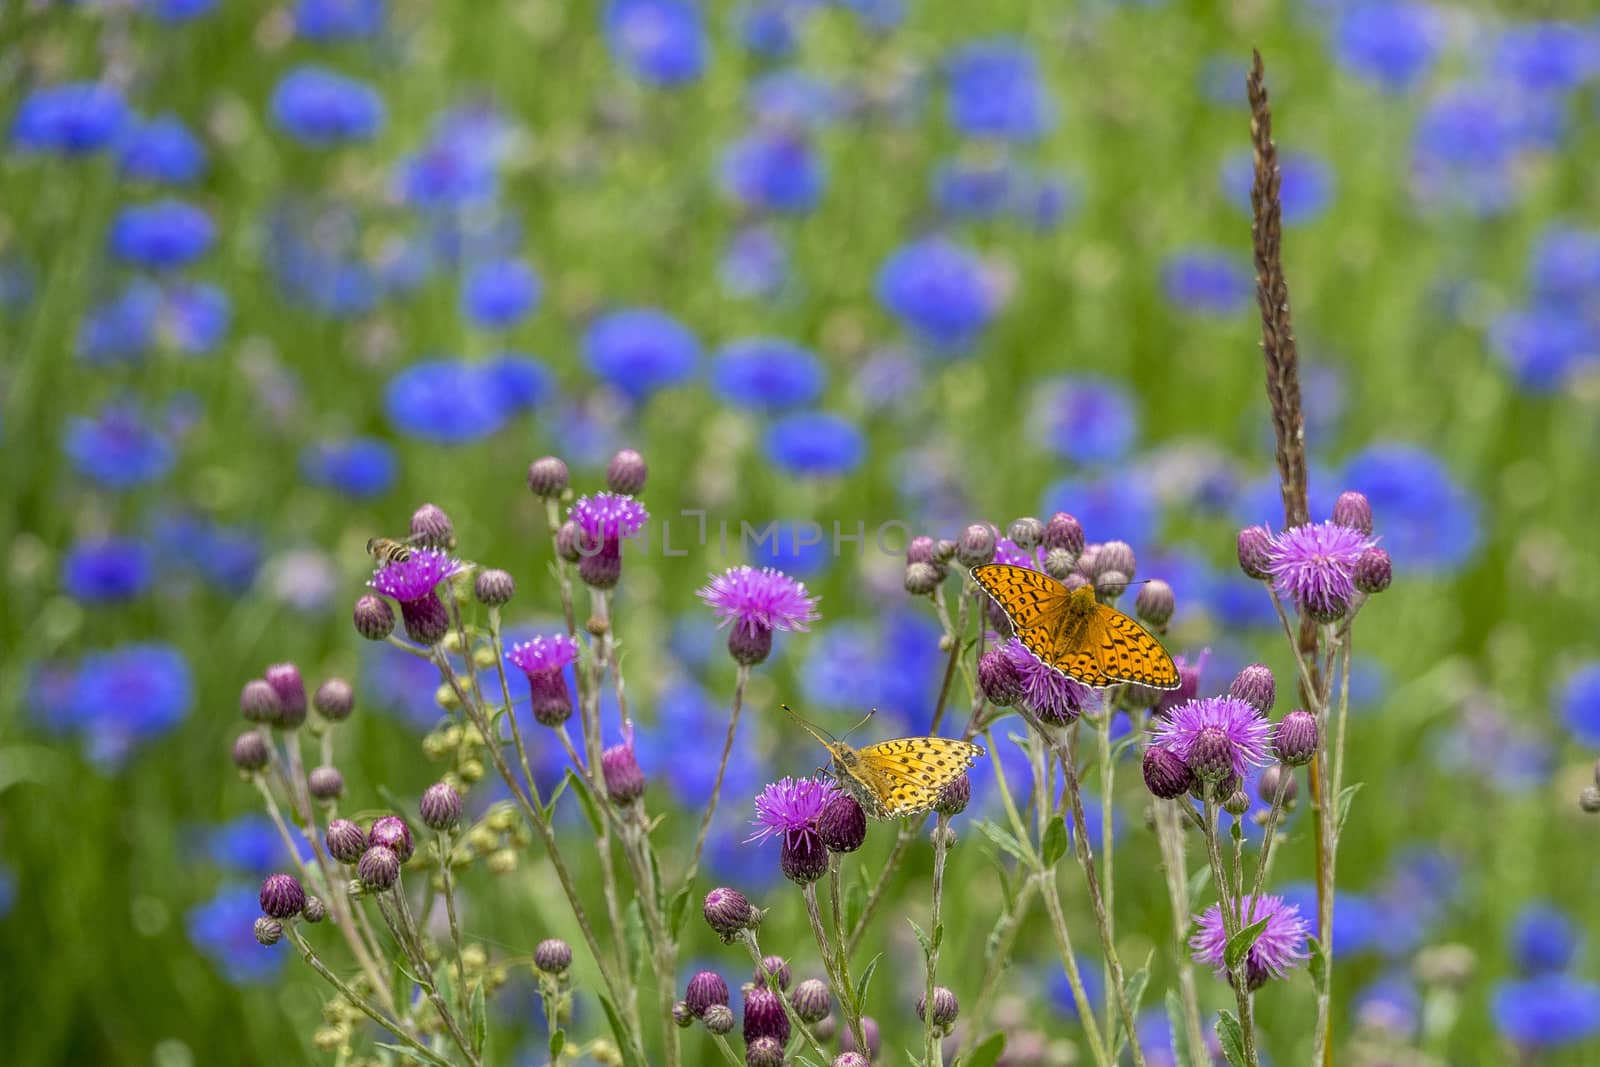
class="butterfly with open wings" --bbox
[782,705,984,819]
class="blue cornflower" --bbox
[1013,170,1077,230]
[747,521,830,578]
[1047,954,1106,1023]
[1333,4,1441,93]
[162,281,231,355]
[876,236,997,351]
[1560,662,1600,747]
[604,0,708,87]
[294,0,385,40]
[945,39,1053,141]
[77,282,161,364]
[719,226,788,299]
[385,360,508,443]
[62,537,153,602]
[484,351,554,412]
[1031,375,1138,465]
[1197,55,1249,107]
[462,257,541,328]
[1531,226,1600,298]
[9,82,130,155]
[70,643,193,766]
[634,681,766,805]
[720,130,825,214]
[1340,444,1479,571]
[1492,21,1596,94]
[300,437,397,498]
[800,613,943,722]
[930,159,1015,220]
[0,254,34,312]
[1354,974,1421,1035]
[583,308,700,401]
[747,69,846,129]
[1219,150,1333,224]
[202,815,288,875]
[397,137,499,207]
[711,338,825,412]
[1411,85,1522,215]
[109,199,216,270]
[188,885,285,983]
[190,523,263,593]
[145,0,217,21]
[1489,306,1598,392]
[63,402,174,489]
[1039,472,1158,549]
[119,115,207,184]
[270,66,384,147]
[1160,248,1252,316]
[1492,976,1600,1047]
[1510,902,1580,975]
[763,412,865,477]
[736,5,801,59]
[838,0,903,32]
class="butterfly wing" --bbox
[853,737,986,818]
[971,563,1073,629]
[1069,603,1180,689]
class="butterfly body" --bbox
[783,706,984,819]
[972,563,1180,690]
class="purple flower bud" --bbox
[357,845,401,890]
[326,819,367,863]
[673,1001,694,1028]
[933,539,957,563]
[978,647,1023,707]
[1228,663,1276,714]
[555,521,583,563]
[231,730,269,771]
[704,1003,735,1035]
[834,1056,870,1067]
[400,593,452,645]
[578,540,622,589]
[527,455,569,498]
[746,1036,785,1067]
[906,535,942,568]
[1273,710,1319,766]
[1043,547,1077,580]
[409,503,455,550]
[917,986,959,1029]
[956,523,996,568]
[818,794,867,853]
[704,887,757,941]
[934,772,971,817]
[1579,787,1600,814]
[1135,579,1175,629]
[606,448,647,495]
[1332,490,1373,535]
[1043,512,1085,556]
[420,782,463,831]
[1095,540,1137,581]
[353,594,396,640]
[313,677,354,721]
[793,978,831,1023]
[1237,525,1273,580]
[474,568,515,606]
[307,765,343,801]
[254,917,283,946]
[259,873,306,919]
[728,622,774,666]
[1355,547,1391,594]
[1258,764,1298,808]
[1222,788,1251,816]
[602,735,645,804]
[742,987,790,1045]
[240,679,281,724]
[1187,726,1234,782]
[686,970,730,1016]
[534,937,572,975]
[1142,746,1193,799]
[264,663,307,728]
[904,561,942,597]
[753,956,791,992]
[301,896,326,923]
[1007,517,1044,551]
[369,815,414,862]
[780,830,828,884]
[841,1016,880,1060]
[1096,569,1130,599]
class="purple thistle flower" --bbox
[992,537,1039,569]
[1150,696,1272,782]
[1264,521,1377,622]
[508,635,580,727]
[368,549,465,645]
[1191,894,1309,989]
[697,566,820,666]
[1002,637,1097,724]
[749,776,836,849]
[568,492,650,589]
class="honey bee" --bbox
[366,536,422,566]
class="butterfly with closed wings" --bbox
[782,704,984,819]
[971,563,1180,690]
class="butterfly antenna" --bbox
[781,703,837,745]
[840,707,877,740]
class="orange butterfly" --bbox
[972,563,1180,690]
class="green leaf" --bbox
[596,992,647,1067]
[845,879,867,933]
[1185,863,1213,902]
[1111,951,1154,1060]
[1307,935,1329,995]
[1164,991,1194,1067]
[624,898,648,974]
[961,1032,1007,1067]
[1225,915,1273,973]
[983,907,1015,964]
[564,769,604,836]
[909,918,932,957]
[648,847,666,914]
[1215,1009,1248,1067]
[470,981,486,1054]
[1335,782,1363,837]
[547,1029,565,1060]
[973,819,1033,865]
[667,885,693,938]
[542,773,570,820]
[1040,814,1068,867]
[854,952,883,1011]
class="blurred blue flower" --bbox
[77,282,161,364]
[68,644,192,767]
[1354,973,1420,1035]
[1040,472,1158,548]
[800,611,942,727]
[63,402,174,489]
[1069,796,1125,853]
[583,308,700,401]
[1340,443,1479,571]
[747,521,831,578]
[1220,150,1333,224]
[1560,662,1600,747]
[163,281,231,354]
[385,360,510,443]
[735,4,800,59]
[1197,55,1248,107]
[837,0,903,32]
[1491,976,1600,1047]
[1160,248,1252,316]
[9,82,130,155]
[1437,696,1552,793]
[485,352,554,412]
[397,138,499,207]
[634,680,766,806]
[747,69,847,129]
[931,159,1014,220]
[764,412,865,476]
[188,885,285,983]
[148,510,263,593]
[720,225,789,299]
[294,0,385,40]
[1492,21,1597,94]
[604,0,707,87]
[1489,306,1598,392]
[109,199,216,270]
[0,864,13,919]
[145,0,217,21]
[62,537,153,602]
[1511,902,1580,975]
[877,236,997,351]
[1046,954,1105,1023]
[119,115,207,184]
[365,644,448,730]
[1530,226,1600,299]
[462,257,541,328]
[201,815,288,875]
[300,437,397,498]
[1231,464,1337,533]
[0,253,34,312]
[1014,170,1077,230]
[720,130,825,214]
[712,338,825,412]
[270,66,385,147]
[1031,375,1138,465]
[945,40,1053,141]
[1410,84,1527,215]
[1333,4,1440,93]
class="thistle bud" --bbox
[672,1001,694,1029]
[956,523,996,568]
[1095,569,1129,599]
[369,816,414,862]
[793,978,831,1023]
[606,448,647,495]
[313,678,354,721]
[834,1056,870,1067]
[780,832,828,885]
[978,648,1023,707]
[259,873,306,919]
[264,663,307,729]
[1237,525,1273,580]
[409,503,455,550]
[474,569,515,606]
[302,896,327,923]
[1355,547,1391,594]
[703,1004,734,1035]
[358,845,401,891]
[818,795,867,854]
[753,956,791,992]
[904,561,941,597]
[933,539,957,563]
[1043,547,1077,580]
[240,679,281,724]
[1043,512,1085,557]
[1007,517,1044,551]
[1228,664,1276,714]
[686,971,730,1016]
[254,917,283,946]
[535,937,573,975]
[326,819,367,864]
[934,772,971,817]
[420,782,463,831]
[917,986,960,1030]
[307,765,343,801]
[1142,746,1192,799]
[841,1016,880,1060]
[1135,580,1174,629]
[1187,726,1233,782]
[1222,789,1251,816]
[555,521,583,563]
[353,594,396,640]
[745,1036,784,1067]
[1332,491,1373,535]
[728,622,773,667]
[1095,540,1136,581]
[742,987,790,1045]
[703,887,757,942]
[601,739,645,805]
[527,455,569,498]
[1580,787,1600,813]
[1273,710,1319,766]
[232,730,270,772]
[1257,764,1298,808]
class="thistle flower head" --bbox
[749,775,836,849]
[1265,521,1378,621]
[1190,894,1310,988]
[1150,696,1272,782]
[368,549,464,603]
[698,566,819,635]
[507,634,580,676]
[1003,637,1097,723]
[568,491,649,541]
